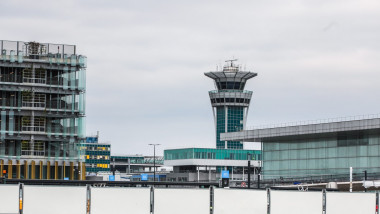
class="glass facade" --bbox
[79,143,110,172]
[262,130,380,179]
[111,155,164,165]
[164,148,261,161]
[216,106,244,149]
[0,40,86,180]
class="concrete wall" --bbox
[2,184,377,214]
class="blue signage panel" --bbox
[64,177,69,180]
[222,170,230,179]
[141,174,148,181]
[86,137,98,143]
[109,175,115,181]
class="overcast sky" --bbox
[1,0,380,156]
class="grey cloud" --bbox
[1,0,380,155]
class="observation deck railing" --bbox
[209,89,252,94]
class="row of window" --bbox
[215,81,246,90]
[85,155,110,160]
[165,149,261,161]
[211,98,250,104]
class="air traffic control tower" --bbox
[205,60,257,149]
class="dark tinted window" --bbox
[216,98,225,103]
[337,131,369,147]
[236,98,244,103]
[218,81,242,89]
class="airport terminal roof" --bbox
[221,115,380,142]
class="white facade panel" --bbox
[23,186,86,214]
[271,190,322,214]
[91,187,150,214]
[326,192,375,214]
[154,189,209,214]
[0,185,19,214]
[214,189,267,214]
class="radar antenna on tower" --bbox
[225,59,238,66]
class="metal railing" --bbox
[209,89,252,94]
[0,40,76,58]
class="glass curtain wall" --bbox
[164,148,261,161]
[262,130,380,179]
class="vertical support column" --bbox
[63,162,66,179]
[197,166,200,182]
[70,162,74,180]
[209,167,211,182]
[31,161,35,179]
[82,162,86,180]
[0,159,3,177]
[78,162,81,180]
[128,158,131,174]
[8,160,13,179]
[54,161,58,180]
[47,161,51,179]
[16,160,20,179]
[231,166,234,181]
[39,161,43,179]
[24,161,28,179]
[242,167,245,181]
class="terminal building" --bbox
[164,60,261,183]
[0,40,87,180]
[111,154,164,174]
[222,114,380,181]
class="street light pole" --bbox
[148,144,160,182]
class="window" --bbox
[337,131,369,147]
[218,82,242,90]
[22,68,46,84]
[22,92,46,108]
[21,116,46,132]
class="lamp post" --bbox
[148,144,160,182]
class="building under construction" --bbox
[0,40,86,180]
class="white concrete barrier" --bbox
[0,185,19,214]
[91,187,150,214]
[326,192,376,214]
[271,190,322,214]
[214,189,267,214]
[154,188,209,214]
[2,184,379,214]
[23,186,86,214]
